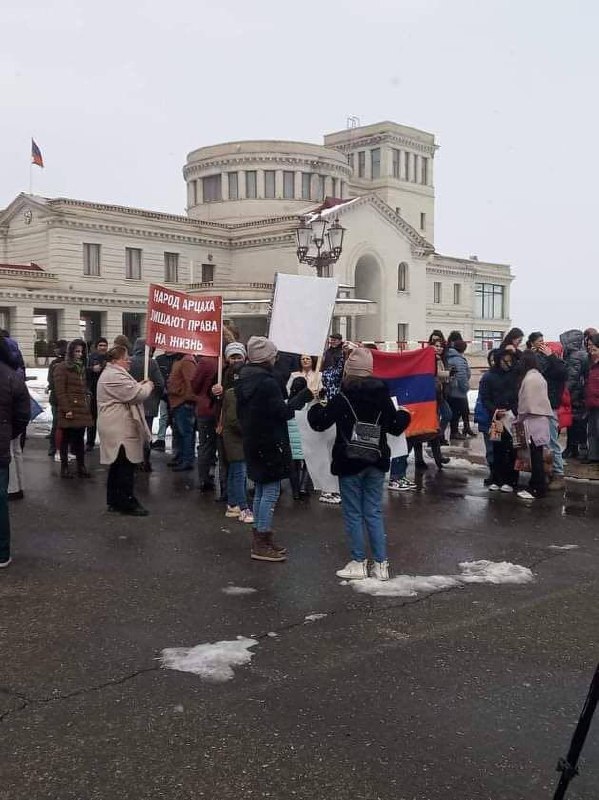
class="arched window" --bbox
[398,262,408,292]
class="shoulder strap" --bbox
[339,392,382,426]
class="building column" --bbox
[295,170,302,200]
[186,181,194,209]
[257,169,265,199]
[383,146,394,178]
[221,173,229,201]
[275,170,283,199]
[59,305,81,344]
[238,170,246,200]
[11,302,35,367]
[104,309,123,345]
[195,178,203,205]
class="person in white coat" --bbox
[97,345,154,516]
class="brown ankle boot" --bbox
[265,531,287,555]
[251,531,286,562]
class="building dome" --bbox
[183,140,351,222]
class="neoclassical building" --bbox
[0,120,512,363]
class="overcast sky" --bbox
[2,0,598,338]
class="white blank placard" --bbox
[268,273,339,356]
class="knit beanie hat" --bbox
[247,336,278,364]
[224,342,247,360]
[344,347,373,378]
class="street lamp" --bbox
[295,216,345,278]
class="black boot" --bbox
[60,463,73,479]
[413,443,428,470]
[562,445,578,459]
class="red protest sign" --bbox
[146,284,222,357]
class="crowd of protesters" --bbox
[1,322,599,577]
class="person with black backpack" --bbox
[308,347,411,581]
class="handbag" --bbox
[340,393,382,464]
[511,420,527,449]
[489,412,504,442]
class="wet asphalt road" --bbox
[1,440,599,800]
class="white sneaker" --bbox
[0,558,11,568]
[371,560,390,581]
[500,484,514,493]
[225,505,241,518]
[488,484,500,491]
[517,490,535,500]
[320,492,341,505]
[54,453,76,462]
[336,560,368,580]
[238,509,254,524]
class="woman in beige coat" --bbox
[97,345,154,516]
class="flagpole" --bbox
[29,157,32,195]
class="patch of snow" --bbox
[267,632,278,638]
[304,613,328,623]
[458,560,534,584]
[351,575,460,598]
[347,560,534,598]
[443,458,487,472]
[222,586,257,596]
[548,544,579,551]
[160,636,258,682]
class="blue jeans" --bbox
[483,432,494,466]
[390,455,408,481]
[439,400,452,430]
[172,403,196,467]
[253,481,281,532]
[227,461,248,510]
[0,466,10,562]
[339,467,387,562]
[549,413,564,476]
[156,399,169,441]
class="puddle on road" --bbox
[561,492,599,518]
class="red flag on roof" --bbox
[31,139,44,168]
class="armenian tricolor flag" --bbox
[31,139,44,168]
[372,347,438,437]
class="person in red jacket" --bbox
[191,355,219,491]
[584,334,599,463]
[167,354,198,471]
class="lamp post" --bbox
[295,216,345,278]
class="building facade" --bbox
[0,121,512,363]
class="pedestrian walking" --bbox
[308,347,411,581]
[516,350,553,500]
[235,336,312,562]
[0,336,31,567]
[191,355,219,490]
[152,352,178,452]
[129,339,164,472]
[218,343,253,523]
[85,337,108,450]
[447,339,473,438]
[584,334,599,464]
[97,345,154,516]
[526,332,568,490]
[167,354,198,472]
[46,340,67,458]
[53,339,93,479]
[560,329,589,459]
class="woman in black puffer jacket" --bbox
[559,329,589,458]
[308,347,410,582]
